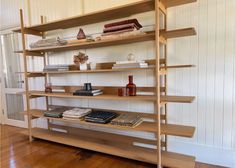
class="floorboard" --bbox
[0,125,226,168]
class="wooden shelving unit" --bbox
[15,0,197,167]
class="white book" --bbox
[112,65,148,69]
[113,63,148,67]
[116,60,145,64]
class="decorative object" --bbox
[45,83,52,93]
[126,75,136,96]
[73,83,103,96]
[77,28,86,40]
[83,83,92,91]
[118,87,129,96]
[90,62,96,70]
[127,53,135,61]
[73,52,89,70]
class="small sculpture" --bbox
[77,28,86,40]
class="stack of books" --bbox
[100,19,143,40]
[63,108,92,120]
[73,89,103,96]
[43,64,69,72]
[44,107,71,118]
[112,60,148,69]
[84,111,118,124]
[110,114,143,127]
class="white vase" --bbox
[80,63,88,70]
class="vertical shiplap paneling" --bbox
[206,0,216,146]
[1,0,235,165]
[197,0,208,145]
[223,0,234,149]
[188,0,199,144]
[231,0,235,150]
[214,0,226,147]
[0,0,26,29]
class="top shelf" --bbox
[13,0,197,34]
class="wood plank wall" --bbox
[0,0,235,167]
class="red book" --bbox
[104,19,142,29]
[103,23,139,33]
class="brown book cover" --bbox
[104,19,142,29]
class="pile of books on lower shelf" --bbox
[63,108,92,120]
[43,64,70,72]
[110,113,143,127]
[112,60,148,69]
[43,107,143,127]
[84,111,118,124]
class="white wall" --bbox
[0,0,235,167]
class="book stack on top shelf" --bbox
[100,19,144,40]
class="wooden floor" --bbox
[0,125,226,168]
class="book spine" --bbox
[104,19,142,29]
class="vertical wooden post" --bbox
[163,5,168,152]
[155,1,162,167]
[40,16,50,130]
[40,16,49,111]
[20,9,32,142]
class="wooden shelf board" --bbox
[21,108,166,120]
[161,65,196,69]
[27,32,155,52]
[29,91,156,101]
[27,109,195,137]
[161,0,197,8]
[30,67,155,75]
[28,91,195,103]
[13,0,154,33]
[14,28,196,54]
[19,64,194,76]
[161,95,195,103]
[31,128,195,168]
[160,28,196,39]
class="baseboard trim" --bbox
[168,140,235,167]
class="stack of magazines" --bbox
[63,108,92,120]
[43,64,69,72]
[73,89,103,96]
[44,107,70,118]
[30,37,67,48]
[84,111,118,124]
[112,60,148,69]
[110,114,143,127]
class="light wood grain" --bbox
[24,109,195,137]
[13,0,155,34]
[27,91,195,103]
[14,28,196,53]
[160,28,196,39]
[30,128,195,168]
[161,0,197,8]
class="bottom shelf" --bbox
[31,128,195,168]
